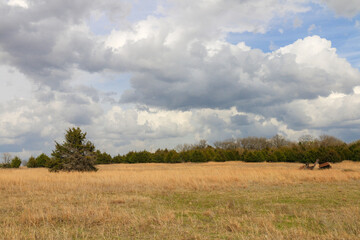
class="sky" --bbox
[1,0,360,159]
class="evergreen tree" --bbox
[49,127,97,172]
[10,156,22,168]
[36,153,51,167]
[95,150,113,164]
[27,156,37,168]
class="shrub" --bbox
[36,153,51,167]
[95,150,113,164]
[319,148,342,163]
[165,150,181,163]
[10,156,22,168]
[274,150,286,162]
[27,156,37,168]
[112,154,125,163]
[189,150,206,162]
[243,151,265,162]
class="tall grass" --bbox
[1,161,360,239]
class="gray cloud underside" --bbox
[0,0,129,88]
[119,36,359,113]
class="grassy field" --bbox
[1,161,360,239]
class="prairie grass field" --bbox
[1,161,360,239]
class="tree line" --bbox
[0,153,21,169]
[14,132,360,171]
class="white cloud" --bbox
[7,0,28,8]
[117,35,359,113]
[276,91,360,131]
[319,0,360,18]
[0,65,32,102]
[277,36,358,79]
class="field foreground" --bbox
[1,161,360,239]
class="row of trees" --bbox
[2,128,359,172]
[0,153,22,168]
[98,144,352,164]
[27,132,360,170]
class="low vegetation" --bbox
[0,153,21,169]
[20,133,360,170]
[1,161,360,239]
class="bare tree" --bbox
[270,134,291,148]
[2,153,11,164]
[298,134,319,148]
[197,140,208,149]
[319,135,344,147]
[214,138,239,150]
[240,137,270,150]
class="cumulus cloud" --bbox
[0,80,103,155]
[1,0,360,158]
[118,35,359,114]
[86,106,313,154]
[0,0,129,89]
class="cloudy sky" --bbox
[1,0,360,158]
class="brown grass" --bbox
[1,161,360,239]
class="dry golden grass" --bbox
[1,161,360,239]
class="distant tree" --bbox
[195,140,208,149]
[270,134,291,148]
[214,138,241,150]
[175,143,193,152]
[240,137,270,150]
[189,150,206,162]
[2,153,11,164]
[27,156,37,168]
[49,127,97,172]
[212,151,226,162]
[319,135,344,147]
[95,150,113,164]
[153,149,167,163]
[303,148,319,163]
[178,150,191,162]
[282,146,301,163]
[124,151,136,163]
[273,150,286,162]
[298,134,319,148]
[265,150,277,162]
[319,148,342,163]
[132,151,153,163]
[10,156,22,168]
[242,150,265,162]
[214,139,239,150]
[112,154,125,163]
[165,150,181,163]
[36,153,51,167]
[1,153,12,168]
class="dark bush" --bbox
[26,156,37,168]
[10,156,22,168]
[96,150,113,164]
